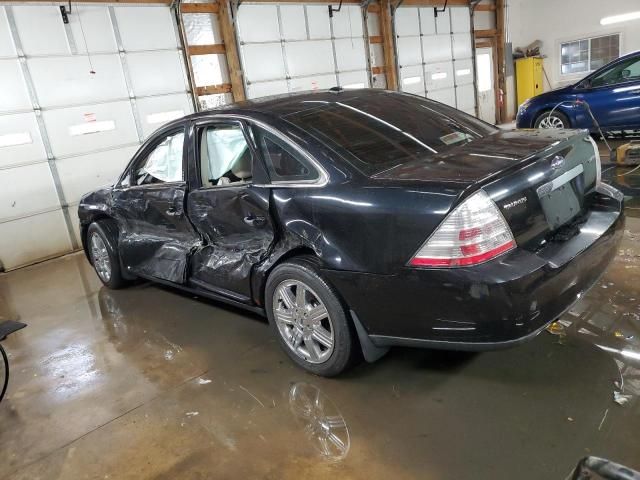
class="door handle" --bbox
[166,206,182,217]
[243,214,266,227]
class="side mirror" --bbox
[622,69,631,79]
[578,79,592,90]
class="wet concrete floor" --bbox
[1,166,639,479]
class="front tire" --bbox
[87,220,127,289]
[265,257,357,377]
[534,110,570,129]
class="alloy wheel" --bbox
[538,114,566,129]
[90,233,112,283]
[272,280,334,364]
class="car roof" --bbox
[172,88,397,126]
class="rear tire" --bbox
[87,220,127,289]
[534,110,570,129]
[265,257,357,377]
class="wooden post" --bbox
[218,0,246,102]
[495,0,506,122]
[379,0,398,90]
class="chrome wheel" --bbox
[538,114,566,129]
[273,280,334,364]
[90,233,111,283]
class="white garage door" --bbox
[0,4,193,270]
[236,3,370,99]
[395,6,476,115]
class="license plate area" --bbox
[536,164,584,230]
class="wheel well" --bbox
[534,108,571,127]
[258,247,317,305]
[81,214,115,258]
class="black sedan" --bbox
[79,89,624,376]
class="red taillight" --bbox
[409,190,516,268]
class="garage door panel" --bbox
[136,93,192,139]
[422,35,452,64]
[56,146,139,204]
[419,8,436,35]
[290,74,336,93]
[306,6,331,39]
[451,7,470,34]
[68,6,117,53]
[397,36,421,67]
[400,64,424,95]
[0,209,72,270]
[191,53,229,87]
[0,112,46,168]
[332,5,363,38]
[243,43,285,83]
[435,8,451,34]
[456,83,475,111]
[339,70,368,89]
[425,62,454,91]
[29,55,127,108]
[280,5,306,41]
[334,37,366,72]
[0,8,16,57]
[237,5,279,43]
[12,6,69,56]
[286,40,334,77]
[453,32,472,59]
[42,101,138,157]
[455,58,474,86]
[0,163,60,220]
[428,88,456,108]
[0,60,31,112]
[114,6,178,51]
[127,51,187,97]
[246,80,288,99]
[395,8,420,36]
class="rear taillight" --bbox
[409,190,516,268]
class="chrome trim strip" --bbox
[536,163,584,197]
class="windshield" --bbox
[283,93,497,175]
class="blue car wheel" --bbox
[534,111,570,129]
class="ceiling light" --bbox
[600,11,640,25]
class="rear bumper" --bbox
[323,186,625,351]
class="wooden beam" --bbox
[196,84,232,96]
[371,66,386,75]
[369,35,383,44]
[181,3,220,14]
[475,3,496,11]
[188,44,226,55]
[475,40,492,48]
[474,28,497,38]
[379,0,397,90]
[496,0,507,122]
[367,3,381,13]
[218,0,245,102]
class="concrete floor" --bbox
[1,167,640,480]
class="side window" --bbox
[128,131,184,186]
[254,126,319,182]
[591,57,640,88]
[200,124,252,187]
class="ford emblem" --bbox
[550,155,565,169]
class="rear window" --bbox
[283,93,497,175]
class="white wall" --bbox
[508,0,640,88]
[506,0,640,115]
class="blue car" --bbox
[516,51,640,131]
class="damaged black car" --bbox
[79,89,624,376]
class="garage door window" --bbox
[130,131,184,185]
